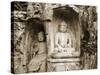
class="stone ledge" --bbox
[50,51,80,59]
[47,58,80,63]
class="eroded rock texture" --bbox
[11,2,97,73]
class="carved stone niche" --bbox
[46,5,81,71]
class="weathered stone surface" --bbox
[11,2,97,73]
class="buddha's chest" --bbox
[58,33,69,45]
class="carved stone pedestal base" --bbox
[47,58,80,72]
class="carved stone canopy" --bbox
[53,6,79,22]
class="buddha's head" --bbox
[59,21,68,32]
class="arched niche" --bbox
[47,6,80,57]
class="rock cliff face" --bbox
[11,2,97,73]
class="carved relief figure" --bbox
[28,31,47,72]
[54,21,73,53]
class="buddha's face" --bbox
[59,21,67,32]
[38,32,44,42]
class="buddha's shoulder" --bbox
[56,32,70,35]
[55,32,62,36]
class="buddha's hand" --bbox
[54,48,61,53]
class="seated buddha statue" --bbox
[52,21,75,58]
